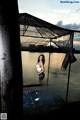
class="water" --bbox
[22,52,80,102]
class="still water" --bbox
[22,52,80,102]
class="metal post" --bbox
[47,39,51,85]
[66,32,74,103]
[66,63,71,103]
[0,0,23,119]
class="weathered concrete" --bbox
[0,0,23,119]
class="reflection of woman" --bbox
[36,54,45,80]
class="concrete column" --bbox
[0,0,23,119]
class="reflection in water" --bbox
[22,52,80,102]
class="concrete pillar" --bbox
[0,0,23,119]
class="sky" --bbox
[18,0,80,49]
[18,0,80,28]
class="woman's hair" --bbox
[37,54,45,65]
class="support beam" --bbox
[47,39,51,85]
[0,0,23,119]
[66,32,74,103]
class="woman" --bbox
[36,54,45,80]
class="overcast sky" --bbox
[18,0,80,27]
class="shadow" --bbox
[23,101,80,120]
